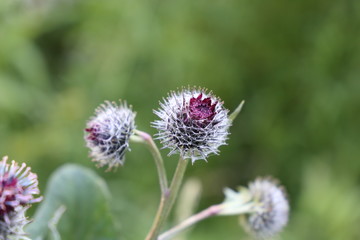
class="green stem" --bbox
[158,204,222,240]
[145,157,189,240]
[132,130,168,193]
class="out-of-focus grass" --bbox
[1,0,360,239]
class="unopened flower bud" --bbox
[152,87,230,163]
[84,100,136,170]
[241,178,289,239]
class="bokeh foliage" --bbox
[1,0,360,239]
[27,164,117,240]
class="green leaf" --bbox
[229,100,245,122]
[27,164,118,240]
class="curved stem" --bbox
[145,157,189,240]
[158,204,222,240]
[132,129,168,193]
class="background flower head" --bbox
[85,100,136,170]
[152,87,231,163]
[241,177,289,239]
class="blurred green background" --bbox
[1,0,360,239]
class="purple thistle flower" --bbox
[84,100,136,170]
[152,87,231,163]
[241,178,289,239]
[0,156,42,239]
[0,157,42,216]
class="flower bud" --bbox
[152,87,230,163]
[84,100,136,170]
[241,178,289,239]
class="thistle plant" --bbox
[83,86,290,240]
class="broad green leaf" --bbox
[27,164,118,240]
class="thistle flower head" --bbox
[241,178,289,239]
[85,100,136,170]
[152,87,231,163]
[0,156,42,240]
[0,157,42,217]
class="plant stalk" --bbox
[158,204,222,240]
[145,157,189,240]
[133,130,168,193]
